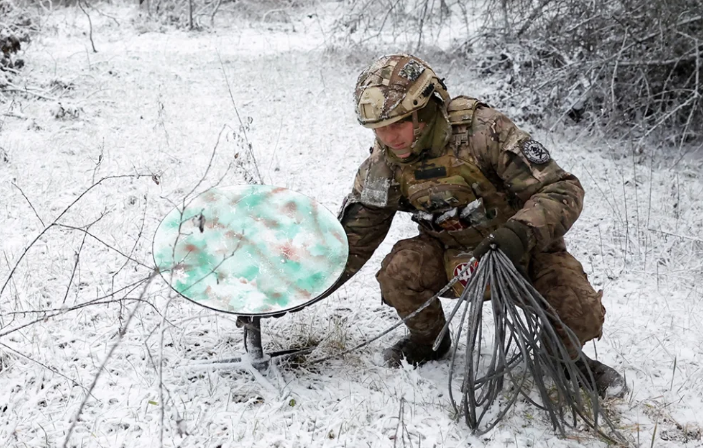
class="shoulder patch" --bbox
[521,140,551,164]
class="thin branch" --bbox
[614,50,702,67]
[4,84,57,101]
[158,295,177,448]
[78,0,98,53]
[86,0,121,26]
[0,341,92,395]
[0,276,154,339]
[516,0,555,37]
[54,224,151,269]
[11,182,45,227]
[111,198,149,290]
[217,52,263,184]
[0,174,151,299]
[638,94,697,143]
[182,124,227,202]
[61,275,156,448]
[209,0,223,26]
[62,232,87,305]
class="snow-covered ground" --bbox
[1,4,702,447]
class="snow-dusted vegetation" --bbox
[1,1,702,447]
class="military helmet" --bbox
[354,54,450,128]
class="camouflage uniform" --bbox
[339,55,605,358]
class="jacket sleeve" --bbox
[335,156,397,287]
[470,106,585,252]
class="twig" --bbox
[646,228,703,243]
[11,182,45,227]
[631,140,642,261]
[92,144,104,184]
[1,112,27,119]
[415,0,429,52]
[111,198,149,291]
[78,0,98,53]
[62,232,87,305]
[1,174,150,299]
[614,50,702,67]
[583,167,625,228]
[209,0,223,26]
[393,398,404,448]
[217,53,263,184]
[4,84,57,101]
[61,275,156,448]
[0,276,154,339]
[0,341,92,395]
[182,125,227,202]
[516,0,554,36]
[611,32,628,111]
[188,0,194,30]
[54,224,151,269]
[86,0,121,26]
[158,295,177,448]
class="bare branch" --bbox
[1,174,151,299]
[0,341,92,395]
[61,276,155,448]
[78,0,98,53]
[0,275,154,338]
[217,52,263,184]
[11,182,45,227]
[62,232,87,305]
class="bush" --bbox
[476,0,703,146]
[1,1,35,71]
[334,0,454,50]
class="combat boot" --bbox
[574,356,628,399]
[383,332,451,368]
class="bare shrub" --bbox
[334,0,455,50]
[0,0,39,36]
[139,0,311,29]
[50,101,82,120]
[0,0,37,71]
[475,0,702,147]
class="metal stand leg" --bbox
[186,316,316,371]
[241,316,270,371]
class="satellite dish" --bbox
[153,185,349,317]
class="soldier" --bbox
[336,54,626,398]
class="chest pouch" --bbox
[407,175,477,213]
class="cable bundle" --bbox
[435,249,625,442]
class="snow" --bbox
[1,3,703,448]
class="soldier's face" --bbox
[374,120,424,159]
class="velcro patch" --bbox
[399,60,425,81]
[453,260,478,287]
[521,140,551,164]
[414,166,447,180]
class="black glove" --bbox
[473,221,530,268]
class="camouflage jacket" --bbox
[338,97,584,282]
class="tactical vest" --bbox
[392,96,519,249]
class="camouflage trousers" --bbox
[376,233,605,358]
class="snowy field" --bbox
[1,3,703,447]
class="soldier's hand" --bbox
[473,221,529,269]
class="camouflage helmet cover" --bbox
[354,54,450,128]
